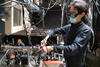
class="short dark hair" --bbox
[69,0,89,14]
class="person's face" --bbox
[69,6,78,14]
[69,6,85,24]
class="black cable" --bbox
[40,0,57,10]
[92,0,100,14]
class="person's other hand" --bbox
[41,46,54,53]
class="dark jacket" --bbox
[48,22,91,67]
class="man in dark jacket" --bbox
[41,0,91,67]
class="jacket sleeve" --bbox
[48,25,71,36]
[53,29,91,55]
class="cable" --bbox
[0,49,9,65]
[22,5,33,47]
[0,4,17,8]
[92,0,100,14]
[90,28,95,51]
[0,0,27,6]
[40,0,58,10]
[0,1,11,6]
[31,0,60,28]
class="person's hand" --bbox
[41,35,50,47]
[41,40,47,47]
[76,12,85,23]
[41,46,54,53]
[76,14,83,23]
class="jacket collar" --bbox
[71,21,85,28]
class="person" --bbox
[41,0,92,67]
